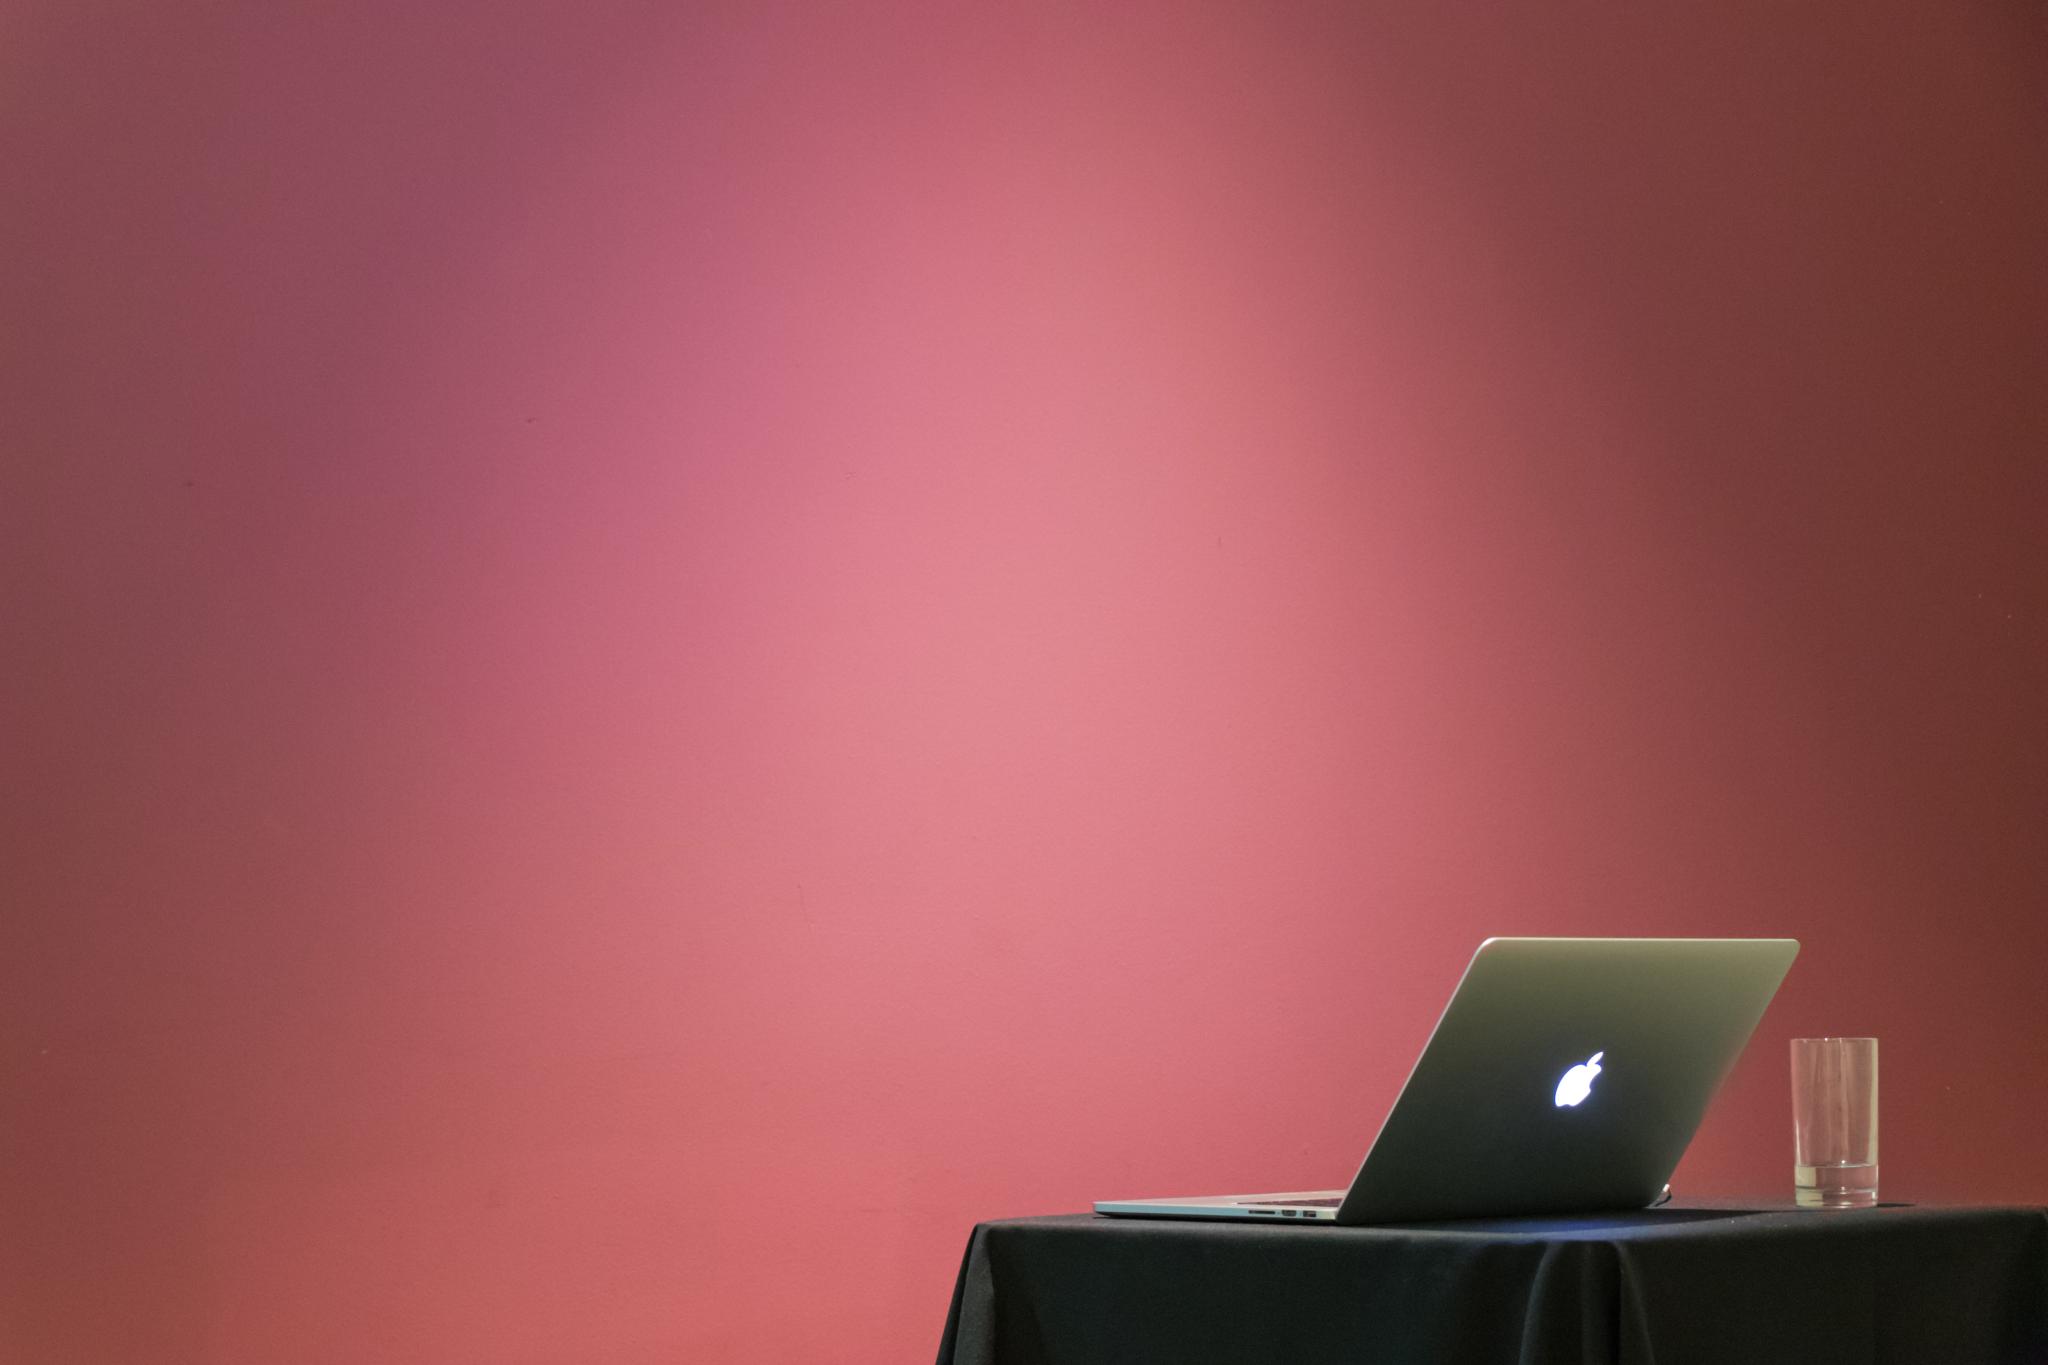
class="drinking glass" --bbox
[1791,1037,1878,1209]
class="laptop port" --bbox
[1281,1209,1297,1216]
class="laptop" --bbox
[1095,936,1798,1224]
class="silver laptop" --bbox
[1096,936,1798,1224]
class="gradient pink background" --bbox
[5,3,2046,1362]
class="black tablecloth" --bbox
[935,1204,2048,1365]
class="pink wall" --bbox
[5,2,2045,1361]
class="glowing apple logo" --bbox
[1554,1051,1604,1108]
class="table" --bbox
[935,1204,2048,1365]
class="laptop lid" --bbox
[1335,936,1798,1221]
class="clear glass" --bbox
[1790,1037,1878,1209]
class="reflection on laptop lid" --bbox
[1096,937,1798,1224]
